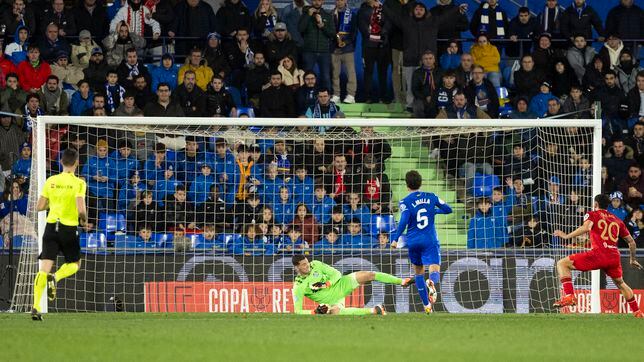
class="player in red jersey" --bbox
[553,194,643,317]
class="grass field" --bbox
[1,313,643,361]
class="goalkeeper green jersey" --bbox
[293,260,355,314]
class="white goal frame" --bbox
[34,116,604,314]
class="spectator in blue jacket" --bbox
[573,157,592,188]
[149,53,179,92]
[213,138,236,200]
[196,225,228,251]
[343,192,371,232]
[529,81,558,118]
[177,136,207,183]
[260,162,285,207]
[231,225,271,255]
[608,191,628,221]
[5,25,29,65]
[0,181,28,219]
[142,143,173,186]
[312,184,336,224]
[439,40,461,70]
[189,163,217,205]
[69,79,94,116]
[274,186,296,224]
[82,139,116,210]
[542,176,565,210]
[117,170,147,210]
[340,218,375,248]
[152,164,181,206]
[467,197,508,249]
[314,227,343,254]
[11,142,31,186]
[289,165,314,205]
[110,139,139,187]
[136,224,155,246]
[276,226,305,253]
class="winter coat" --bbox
[215,0,252,38]
[103,31,146,67]
[298,6,335,54]
[51,63,85,90]
[69,90,94,116]
[17,61,52,92]
[384,2,458,66]
[38,38,72,64]
[178,61,214,91]
[467,210,507,249]
[39,7,77,36]
[149,62,180,92]
[470,43,501,73]
[71,40,101,69]
[561,4,604,40]
[83,60,110,92]
[605,3,644,42]
[279,3,305,47]
[513,68,546,99]
[429,3,469,42]
[259,85,295,118]
[464,78,499,118]
[566,45,596,84]
[172,83,207,117]
[529,92,558,118]
[614,63,641,93]
[73,2,111,40]
[561,95,591,119]
[278,65,304,87]
[171,0,216,37]
[4,25,29,65]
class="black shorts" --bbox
[39,223,81,263]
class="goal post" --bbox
[13,116,603,314]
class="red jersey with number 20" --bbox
[585,210,630,251]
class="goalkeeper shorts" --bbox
[326,273,360,307]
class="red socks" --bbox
[560,277,574,296]
[627,297,640,313]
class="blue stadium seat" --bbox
[226,86,242,107]
[98,213,127,234]
[370,214,397,236]
[237,106,255,118]
[471,174,501,198]
[190,234,205,248]
[80,233,107,248]
[113,234,139,249]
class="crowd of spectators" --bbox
[0,0,642,252]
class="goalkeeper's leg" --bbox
[328,304,387,315]
[354,271,407,286]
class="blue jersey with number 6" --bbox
[392,191,453,246]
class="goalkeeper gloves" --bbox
[310,281,331,291]
[313,304,329,314]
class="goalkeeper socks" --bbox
[560,277,574,296]
[627,297,640,313]
[374,272,402,285]
[54,262,79,282]
[338,308,373,316]
[429,271,440,287]
[414,274,430,306]
[32,271,47,312]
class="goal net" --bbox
[11,116,603,314]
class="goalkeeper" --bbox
[291,255,412,315]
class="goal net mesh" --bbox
[11,118,598,313]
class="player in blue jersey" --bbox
[391,170,453,313]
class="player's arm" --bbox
[390,202,410,247]
[554,220,592,240]
[76,181,88,226]
[292,283,311,314]
[433,195,453,214]
[36,196,48,211]
[623,235,643,270]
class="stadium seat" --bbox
[370,214,397,236]
[190,234,205,248]
[80,233,107,248]
[236,106,255,118]
[98,213,127,234]
[471,174,501,198]
[227,86,242,107]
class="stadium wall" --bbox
[4,251,639,314]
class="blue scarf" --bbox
[479,2,505,37]
[22,104,44,132]
[336,7,352,33]
[105,83,125,113]
[312,101,338,118]
[264,14,276,33]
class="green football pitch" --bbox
[2,313,642,361]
